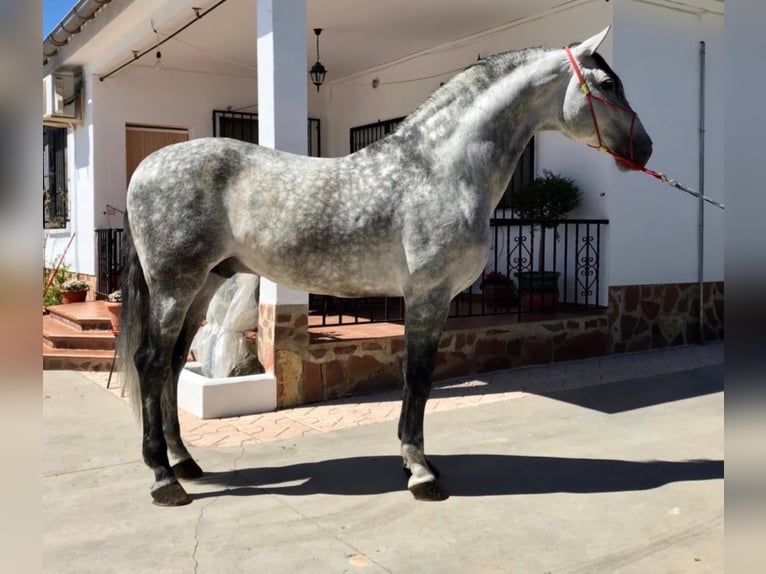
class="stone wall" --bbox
[252,281,724,409]
[256,303,309,408]
[607,281,724,352]
[302,313,609,403]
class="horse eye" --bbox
[600,78,615,91]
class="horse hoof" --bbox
[151,482,192,506]
[172,458,204,480]
[402,459,440,479]
[409,480,449,502]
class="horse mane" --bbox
[396,46,553,132]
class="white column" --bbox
[257,0,309,305]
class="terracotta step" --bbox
[46,301,113,332]
[43,345,116,372]
[43,300,118,372]
[43,315,116,350]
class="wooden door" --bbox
[125,125,189,186]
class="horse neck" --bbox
[400,51,567,211]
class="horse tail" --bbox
[116,214,148,420]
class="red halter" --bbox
[563,46,724,209]
[564,46,661,176]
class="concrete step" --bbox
[43,301,117,372]
[46,301,113,332]
[43,315,116,350]
[42,345,116,372]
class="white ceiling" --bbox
[82,0,568,80]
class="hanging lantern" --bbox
[309,28,327,91]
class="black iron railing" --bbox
[95,228,125,296]
[309,218,608,326]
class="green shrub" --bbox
[512,170,582,226]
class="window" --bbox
[349,117,405,153]
[212,110,322,157]
[348,117,534,212]
[43,126,69,229]
[497,138,535,213]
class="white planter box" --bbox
[177,362,277,419]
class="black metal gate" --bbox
[95,228,124,296]
[212,110,321,157]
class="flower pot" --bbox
[515,271,560,313]
[482,284,518,308]
[519,290,559,313]
[105,301,121,333]
[61,290,88,304]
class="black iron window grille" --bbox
[349,117,406,152]
[212,110,321,157]
[43,126,69,229]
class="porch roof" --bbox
[43,0,724,81]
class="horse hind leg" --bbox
[135,287,203,506]
[399,288,451,501]
[161,274,227,480]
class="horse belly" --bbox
[236,233,405,298]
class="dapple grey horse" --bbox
[118,27,652,506]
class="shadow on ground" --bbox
[538,364,723,413]
[189,455,723,500]
[310,364,724,414]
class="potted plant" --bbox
[43,263,72,310]
[512,170,582,311]
[480,271,518,308]
[105,290,122,333]
[60,278,90,304]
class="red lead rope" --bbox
[563,47,724,210]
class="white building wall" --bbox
[325,1,612,162]
[92,65,259,229]
[92,64,323,229]
[324,0,723,293]
[44,71,97,276]
[609,0,724,286]
[52,0,724,293]
[53,61,323,275]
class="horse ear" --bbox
[571,26,610,59]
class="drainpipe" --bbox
[697,41,706,344]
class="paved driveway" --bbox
[44,345,723,573]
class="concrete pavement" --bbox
[44,343,723,573]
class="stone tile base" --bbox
[255,303,309,409]
[303,313,609,404]
[244,281,724,411]
[608,282,724,353]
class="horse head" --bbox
[561,27,653,171]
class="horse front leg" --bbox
[399,288,451,501]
